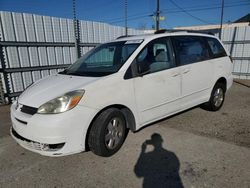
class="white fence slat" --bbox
[12,72,24,92]
[18,47,30,67]
[6,47,19,68]
[67,19,74,42]
[235,27,246,41]
[233,60,242,73]
[55,47,64,65]
[33,15,45,42]
[240,60,249,73]
[32,71,41,82]
[243,44,250,57]
[52,17,62,42]
[22,72,33,88]
[23,13,36,42]
[80,21,88,43]
[41,70,49,77]
[0,12,16,41]
[43,16,54,42]
[38,47,48,66]
[70,47,76,63]
[29,47,39,66]
[47,47,56,65]
[86,21,94,43]
[62,47,71,64]
[12,13,26,41]
[60,18,69,42]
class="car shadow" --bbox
[134,133,184,188]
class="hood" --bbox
[18,74,101,108]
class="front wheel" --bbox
[202,83,226,111]
[88,108,127,157]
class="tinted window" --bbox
[173,36,209,65]
[206,37,227,58]
[136,38,175,74]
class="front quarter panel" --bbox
[79,72,140,129]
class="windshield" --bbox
[60,41,141,77]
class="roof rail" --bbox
[154,29,214,35]
[116,35,135,39]
[154,29,181,34]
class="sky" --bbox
[1,0,250,29]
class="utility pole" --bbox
[125,0,128,36]
[219,0,224,39]
[156,0,160,31]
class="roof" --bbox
[234,13,250,23]
[114,30,217,42]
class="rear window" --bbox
[206,37,227,58]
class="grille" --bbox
[20,105,38,115]
[11,128,65,152]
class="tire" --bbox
[202,82,226,111]
[88,108,128,157]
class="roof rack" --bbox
[154,29,214,35]
[116,35,135,39]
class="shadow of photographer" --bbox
[134,133,184,188]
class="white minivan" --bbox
[10,31,233,157]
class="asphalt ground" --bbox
[0,82,250,188]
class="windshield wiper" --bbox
[58,69,68,75]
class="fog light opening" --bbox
[42,143,65,151]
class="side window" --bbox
[206,37,227,58]
[136,38,175,74]
[173,36,209,65]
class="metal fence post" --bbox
[0,38,11,104]
[73,0,81,59]
[74,19,81,58]
[0,74,5,104]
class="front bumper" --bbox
[10,102,97,157]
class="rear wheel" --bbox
[88,108,127,157]
[202,83,226,111]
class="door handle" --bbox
[172,72,180,77]
[183,69,190,74]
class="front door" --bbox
[133,37,181,126]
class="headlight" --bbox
[37,90,85,114]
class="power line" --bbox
[103,3,249,22]
[110,14,150,24]
[161,0,249,12]
[78,0,118,13]
[104,2,249,23]
[107,2,250,24]
[168,0,213,24]
[161,2,250,14]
